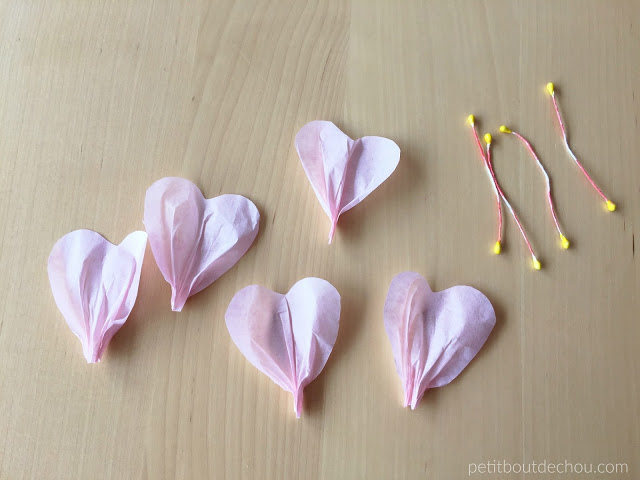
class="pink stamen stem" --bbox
[486,143,536,259]
[511,130,564,236]
[550,93,610,203]
[471,125,503,242]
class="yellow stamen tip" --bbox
[493,241,501,255]
[499,125,511,134]
[606,200,616,211]
[533,258,542,270]
[560,235,570,249]
[484,133,492,144]
[546,82,554,95]
[467,114,475,126]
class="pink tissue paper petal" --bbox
[144,177,260,312]
[47,229,148,363]
[295,120,400,243]
[384,272,496,409]
[225,278,341,418]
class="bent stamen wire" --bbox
[467,115,541,269]
[546,82,616,212]
[499,125,569,250]
[468,115,503,254]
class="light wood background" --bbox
[1,1,638,479]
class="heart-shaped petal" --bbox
[144,177,260,311]
[384,272,495,409]
[47,229,148,363]
[225,278,341,417]
[295,121,400,243]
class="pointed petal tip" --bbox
[171,289,187,312]
[294,388,303,418]
[84,350,101,364]
[327,218,338,244]
[403,391,411,408]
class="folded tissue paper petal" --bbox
[295,120,400,243]
[144,177,260,312]
[225,278,341,417]
[384,272,495,409]
[47,229,148,363]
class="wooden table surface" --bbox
[1,1,639,478]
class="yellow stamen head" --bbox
[546,82,554,95]
[606,200,616,212]
[493,241,501,255]
[467,114,475,126]
[532,257,542,270]
[560,234,570,249]
[499,125,511,134]
[484,133,492,144]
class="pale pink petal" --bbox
[143,177,260,312]
[225,286,296,393]
[47,229,147,363]
[225,278,340,417]
[384,272,495,409]
[295,121,400,243]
